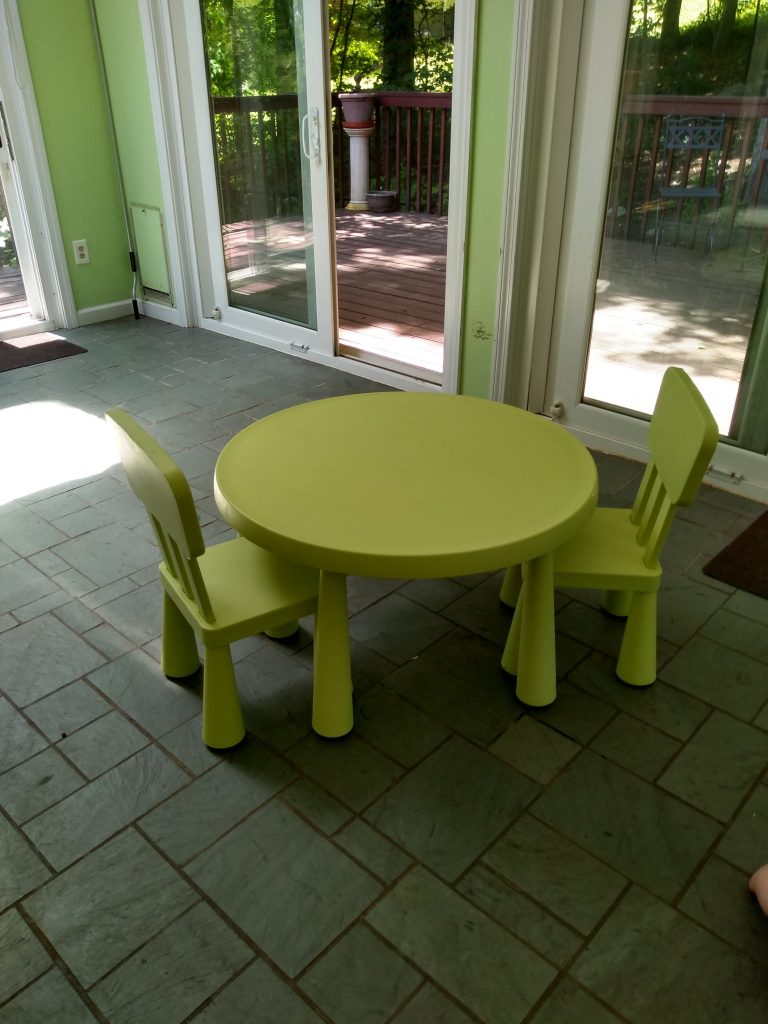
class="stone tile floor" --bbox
[1,316,768,1023]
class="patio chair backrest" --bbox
[664,115,725,153]
[629,367,719,568]
[105,408,215,621]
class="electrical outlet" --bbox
[72,239,90,265]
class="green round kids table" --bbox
[214,392,598,737]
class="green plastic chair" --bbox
[105,408,319,749]
[501,367,719,688]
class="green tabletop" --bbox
[214,392,598,579]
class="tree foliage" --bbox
[201,0,454,97]
[628,0,767,94]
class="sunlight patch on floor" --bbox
[0,402,119,505]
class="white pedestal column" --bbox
[343,125,374,211]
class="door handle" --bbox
[301,107,321,164]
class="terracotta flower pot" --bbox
[338,92,376,126]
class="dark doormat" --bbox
[0,333,87,373]
[702,509,768,600]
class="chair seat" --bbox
[160,536,318,644]
[554,507,661,591]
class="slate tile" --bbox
[679,856,768,962]
[82,622,136,659]
[366,736,538,882]
[590,712,681,780]
[0,614,105,706]
[0,909,51,1003]
[24,830,197,988]
[52,523,159,587]
[0,695,47,772]
[0,559,58,616]
[532,750,720,901]
[97,582,163,645]
[391,985,474,1024]
[349,593,452,664]
[299,925,421,1024]
[140,741,294,864]
[191,960,323,1023]
[660,636,768,721]
[368,867,556,1024]
[236,643,315,751]
[23,746,188,870]
[157,715,222,775]
[58,711,148,778]
[484,814,626,934]
[442,571,515,646]
[0,508,66,556]
[354,686,450,767]
[89,901,251,1024]
[701,608,768,664]
[570,652,709,740]
[87,649,201,736]
[659,711,768,821]
[335,818,412,883]
[0,817,50,911]
[188,801,381,977]
[282,777,353,834]
[457,864,583,968]
[717,785,768,872]
[490,715,580,784]
[398,576,469,612]
[656,574,727,645]
[529,978,622,1023]
[572,886,768,1023]
[724,590,768,627]
[287,733,402,812]
[0,747,83,823]
[527,680,616,745]
[15,588,70,622]
[0,969,99,1023]
[24,681,110,742]
[389,628,521,745]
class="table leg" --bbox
[514,552,557,707]
[312,569,354,737]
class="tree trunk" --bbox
[660,0,683,49]
[382,0,416,90]
[713,0,740,54]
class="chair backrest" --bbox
[630,367,719,567]
[664,115,725,153]
[105,408,214,621]
[662,115,725,189]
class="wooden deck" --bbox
[335,210,446,380]
[0,267,27,319]
[222,211,447,381]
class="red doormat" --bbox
[702,509,768,600]
[0,333,86,373]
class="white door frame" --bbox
[494,0,768,502]
[0,0,76,335]
[143,0,476,393]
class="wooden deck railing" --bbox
[210,92,452,223]
[608,94,768,250]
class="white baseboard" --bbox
[76,300,136,326]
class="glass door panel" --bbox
[0,163,28,321]
[201,0,319,328]
[551,0,768,470]
[173,0,334,354]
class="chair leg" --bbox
[201,644,246,749]
[501,583,524,676]
[602,590,633,618]
[265,620,300,639]
[500,565,523,608]
[161,593,200,679]
[616,591,657,686]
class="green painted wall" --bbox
[458,0,515,397]
[18,0,130,311]
[93,0,169,297]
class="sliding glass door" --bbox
[172,0,334,354]
[545,0,768,496]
